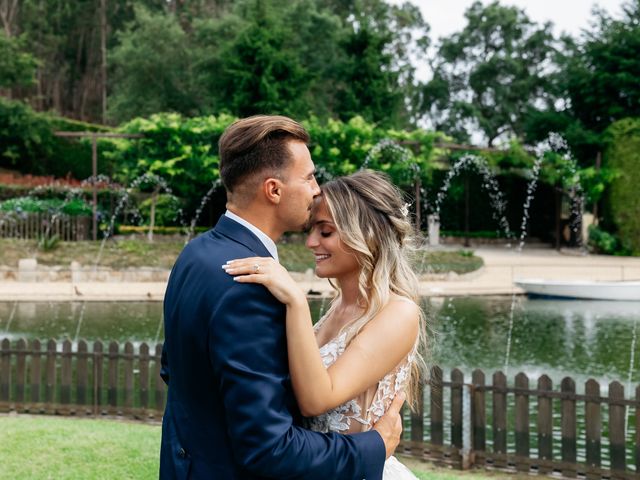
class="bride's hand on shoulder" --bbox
[223,257,306,307]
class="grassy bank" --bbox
[0,415,525,480]
[0,237,483,274]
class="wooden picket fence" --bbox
[398,366,640,479]
[0,212,90,241]
[1,338,639,479]
[0,338,165,418]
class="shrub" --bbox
[37,234,60,251]
[604,118,640,255]
[138,194,182,226]
[587,225,631,256]
[0,196,92,216]
[0,97,108,179]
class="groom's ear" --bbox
[263,177,283,205]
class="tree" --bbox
[108,7,199,123]
[0,32,37,89]
[332,0,429,127]
[552,0,640,159]
[193,0,425,123]
[421,1,557,146]
[214,0,312,118]
[3,0,166,122]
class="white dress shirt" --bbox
[224,210,279,262]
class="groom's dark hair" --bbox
[219,115,309,203]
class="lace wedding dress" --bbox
[305,314,418,479]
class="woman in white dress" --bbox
[225,170,427,479]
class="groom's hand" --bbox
[372,392,405,458]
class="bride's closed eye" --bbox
[320,231,332,238]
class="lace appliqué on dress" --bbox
[365,349,415,426]
[304,321,416,434]
[303,331,371,433]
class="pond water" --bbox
[0,296,637,386]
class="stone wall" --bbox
[1,259,170,282]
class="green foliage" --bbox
[139,194,182,227]
[214,1,312,118]
[587,225,631,256]
[422,1,557,146]
[109,7,199,123]
[102,112,232,216]
[0,33,38,88]
[304,116,441,186]
[0,97,108,178]
[100,113,442,219]
[604,117,640,255]
[533,0,640,160]
[411,250,484,274]
[59,198,94,216]
[333,25,403,127]
[103,0,427,126]
[10,0,165,121]
[0,97,54,170]
[0,196,92,216]
[563,2,640,135]
[37,234,60,252]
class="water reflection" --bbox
[428,296,639,386]
[0,301,164,344]
[0,296,637,385]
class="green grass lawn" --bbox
[0,415,528,480]
[0,415,160,480]
[0,237,483,274]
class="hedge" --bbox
[0,97,108,179]
[604,118,640,254]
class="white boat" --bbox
[514,278,640,301]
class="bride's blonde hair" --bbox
[319,170,428,410]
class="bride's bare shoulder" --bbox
[388,294,419,311]
[379,294,420,327]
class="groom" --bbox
[160,115,404,479]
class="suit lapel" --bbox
[213,215,274,259]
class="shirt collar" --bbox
[224,210,279,262]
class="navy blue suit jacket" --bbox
[159,215,386,479]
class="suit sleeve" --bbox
[209,282,386,480]
[160,344,169,385]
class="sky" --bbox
[393,0,629,80]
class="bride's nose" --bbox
[305,230,319,249]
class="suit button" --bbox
[178,447,187,458]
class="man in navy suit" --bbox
[160,115,404,479]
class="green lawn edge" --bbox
[0,237,483,274]
[0,415,530,480]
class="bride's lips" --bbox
[314,254,331,263]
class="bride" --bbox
[224,170,427,479]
